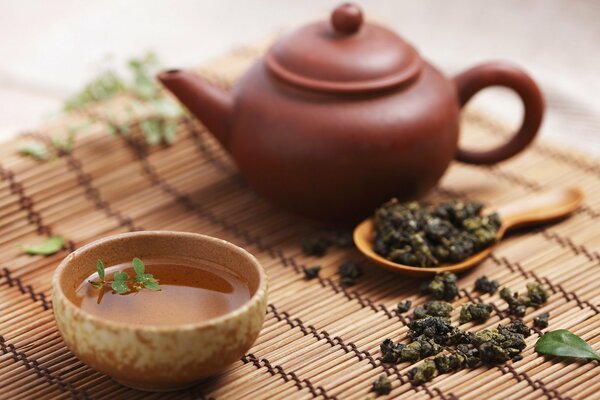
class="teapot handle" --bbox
[454,62,544,164]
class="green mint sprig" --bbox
[89,258,161,294]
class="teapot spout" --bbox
[158,69,232,150]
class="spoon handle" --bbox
[495,187,584,231]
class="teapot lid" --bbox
[266,3,423,94]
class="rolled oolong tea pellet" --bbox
[459,303,493,324]
[396,300,412,314]
[533,312,550,329]
[303,265,321,280]
[371,374,392,395]
[373,199,501,267]
[474,275,499,294]
[421,272,459,301]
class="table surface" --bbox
[1,0,599,155]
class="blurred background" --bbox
[1,0,599,155]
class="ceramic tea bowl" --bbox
[52,231,268,391]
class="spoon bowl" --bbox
[354,187,584,277]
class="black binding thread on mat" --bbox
[497,364,572,400]
[0,163,53,236]
[0,267,51,310]
[29,132,142,232]
[0,335,89,399]
[240,353,335,400]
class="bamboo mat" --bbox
[1,42,600,400]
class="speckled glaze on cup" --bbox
[52,231,268,391]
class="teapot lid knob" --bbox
[331,3,363,34]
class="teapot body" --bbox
[159,3,544,223]
[229,60,460,222]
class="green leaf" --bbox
[63,70,125,111]
[19,142,49,161]
[113,271,129,282]
[22,236,65,256]
[89,281,103,289]
[535,329,600,361]
[143,281,161,291]
[140,119,162,145]
[96,259,105,280]
[51,132,76,153]
[162,120,177,145]
[111,280,129,294]
[132,257,145,276]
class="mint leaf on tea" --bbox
[132,257,145,276]
[143,281,161,291]
[96,259,105,280]
[113,271,129,282]
[89,281,104,289]
[535,329,600,361]
[111,280,129,294]
[22,235,65,256]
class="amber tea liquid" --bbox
[76,256,251,326]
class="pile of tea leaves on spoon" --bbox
[89,258,161,294]
[373,199,501,267]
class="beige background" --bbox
[1,0,599,155]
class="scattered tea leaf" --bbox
[303,266,321,280]
[533,312,550,329]
[396,300,412,314]
[338,261,362,287]
[371,374,392,395]
[96,259,105,280]
[22,236,65,256]
[535,329,600,361]
[474,275,499,294]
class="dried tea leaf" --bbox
[474,275,499,294]
[22,236,65,256]
[303,266,321,280]
[535,330,600,361]
[396,300,412,314]
[371,374,392,395]
[533,312,550,329]
[459,303,493,324]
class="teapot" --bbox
[158,3,544,223]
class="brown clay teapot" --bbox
[159,3,544,223]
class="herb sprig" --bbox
[19,52,183,161]
[89,258,161,294]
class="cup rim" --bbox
[52,231,268,332]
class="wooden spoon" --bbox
[353,187,584,277]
